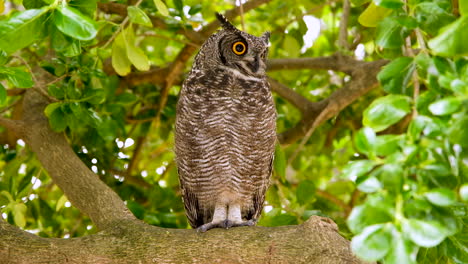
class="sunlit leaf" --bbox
[54,4,98,41]
[377,56,414,94]
[424,188,457,207]
[122,26,150,71]
[461,184,468,202]
[428,16,468,57]
[0,82,6,104]
[428,97,462,116]
[351,224,392,261]
[358,2,392,27]
[0,7,49,54]
[402,218,447,247]
[112,31,132,76]
[127,6,153,27]
[153,0,169,16]
[363,95,412,132]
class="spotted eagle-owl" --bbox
[175,13,276,232]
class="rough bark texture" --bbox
[0,215,364,264]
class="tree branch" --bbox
[18,87,135,229]
[0,216,367,264]
[278,59,388,145]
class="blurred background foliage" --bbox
[0,0,466,263]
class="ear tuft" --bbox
[215,12,237,31]
[261,31,271,44]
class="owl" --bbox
[175,13,276,232]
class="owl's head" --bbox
[195,13,270,77]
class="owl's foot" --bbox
[196,219,257,232]
[196,221,226,232]
[224,219,256,229]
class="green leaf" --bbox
[351,0,370,6]
[354,127,376,155]
[374,0,403,9]
[341,160,376,181]
[23,0,48,9]
[122,26,150,71]
[54,5,98,41]
[374,135,402,156]
[44,102,67,132]
[428,97,462,116]
[358,2,392,27]
[460,184,468,202]
[448,116,468,147]
[347,202,393,233]
[402,218,447,247]
[424,188,457,207]
[127,6,153,27]
[274,143,286,182]
[363,95,412,132]
[428,16,468,57]
[375,17,406,49]
[384,229,417,264]
[69,0,97,18]
[357,176,382,193]
[55,194,68,211]
[112,31,132,76]
[173,0,183,12]
[460,0,468,16]
[0,7,49,54]
[44,102,63,118]
[12,202,27,228]
[351,224,392,261]
[188,4,202,15]
[283,35,301,58]
[377,57,415,94]
[0,67,34,88]
[296,180,316,205]
[378,164,403,192]
[0,82,6,104]
[51,26,82,57]
[414,2,455,35]
[153,0,169,17]
[0,50,8,66]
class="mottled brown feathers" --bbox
[175,14,276,231]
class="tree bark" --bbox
[0,215,367,264]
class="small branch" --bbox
[237,0,246,31]
[0,117,23,133]
[338,0,350,50]
[267,77,315,114]
[278,59,388,145]
[267,54,359,75]
[316,189,352,215]
[6,88,26,96]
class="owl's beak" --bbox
[245,55,266,74]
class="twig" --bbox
[238,0,245,31]
[338,0,350,50]
[316,189,351,215]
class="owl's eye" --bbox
[232,41,246,55]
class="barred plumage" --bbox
[175,13,276,232]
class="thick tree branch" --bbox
[17,87,135,229]
[0,216,367,264]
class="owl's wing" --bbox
[247,152,274,221]
[178,173,205,228]
[175,76,213,229]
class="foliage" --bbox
[0,0,466,263]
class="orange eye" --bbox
[232,41,246,55]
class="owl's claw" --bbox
[196,219,257,232]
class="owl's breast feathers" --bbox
[175,67,276,227]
